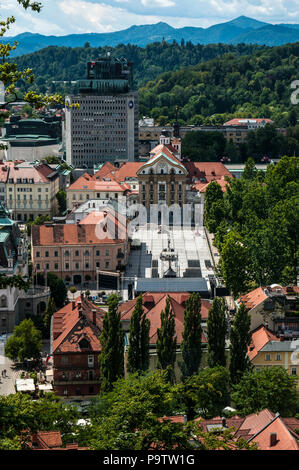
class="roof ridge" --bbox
[247,411,280,443]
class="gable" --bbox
[137,153,187,176]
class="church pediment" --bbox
[137,152,187,176]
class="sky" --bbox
[1,0,299,36]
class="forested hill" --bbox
[14,42,266,93]
[138,42,299,126]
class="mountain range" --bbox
[4,16,299,57]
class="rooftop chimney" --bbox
[270,433,277,447]
[72,300,76,310]
[92,309,97,325]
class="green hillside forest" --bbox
[14,42,265,94]
[138,42,299,127]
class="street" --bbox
[0,335,22,395]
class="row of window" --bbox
[36,261,110,270]
[36,249,110,257]
[71,193,119,201]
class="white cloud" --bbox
[141,0,175,7]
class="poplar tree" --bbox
[156,297,177,381]
[127,295,150,373]
[180,293,202,379]
[43,297,57,335]
[207,297,227,368]
[229,303,252,384]
[99,294,124,392]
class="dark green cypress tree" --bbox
[127,295,150,373]
[180,293,202,379]
[156,297,177,381]
[229,302,252,384]
[207,297,227,368]
[43,297,57,335]
[99,294,124,392]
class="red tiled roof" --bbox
[252,415,299,450]
[68,174,130,192]
[93,162,118,179]
[119,293,212,345]
[224,118,273,126]
[184,161,232,183]
[7,164,56,184]
[30,431,88,450]
[158,415,186,424]
[248,325,280,360]
[52,295,105,354]
[32,215,126,246]
[112,162,144,181]
[193,176,229,193]
[238,287,268,311]
[197,410,299,450]
[32,431,62,449]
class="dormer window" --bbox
[79,338,90,350]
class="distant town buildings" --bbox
[0,161,61,222]
[0,203,49,334]
[65,55,139,168]
[31,207,129,288]
[248,325,299,388]
[223,118,274,128]
[236,284,299,336]
[0,115,62,162]
[65,144,232,216]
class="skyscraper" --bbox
[65,55,138,168]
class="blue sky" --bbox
[2,0,299,36]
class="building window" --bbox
[65,263,69,269]
[105,250,109,257]
[65,251,69,257]
[45,251,49,258]
[75,251,79,257]
[54,251,58,257]
[276,354,281,361]
[54,263,58,270]
[75,263,79,269]
[291,367,297,375]
[36,251,40,258]
[0,296,7,308]
[88,355,94,367]
[105,261,110,269]
[265,354,271,361]
[36,264,40,270]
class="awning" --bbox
[38,383,53,391]
[16,378,35,392]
